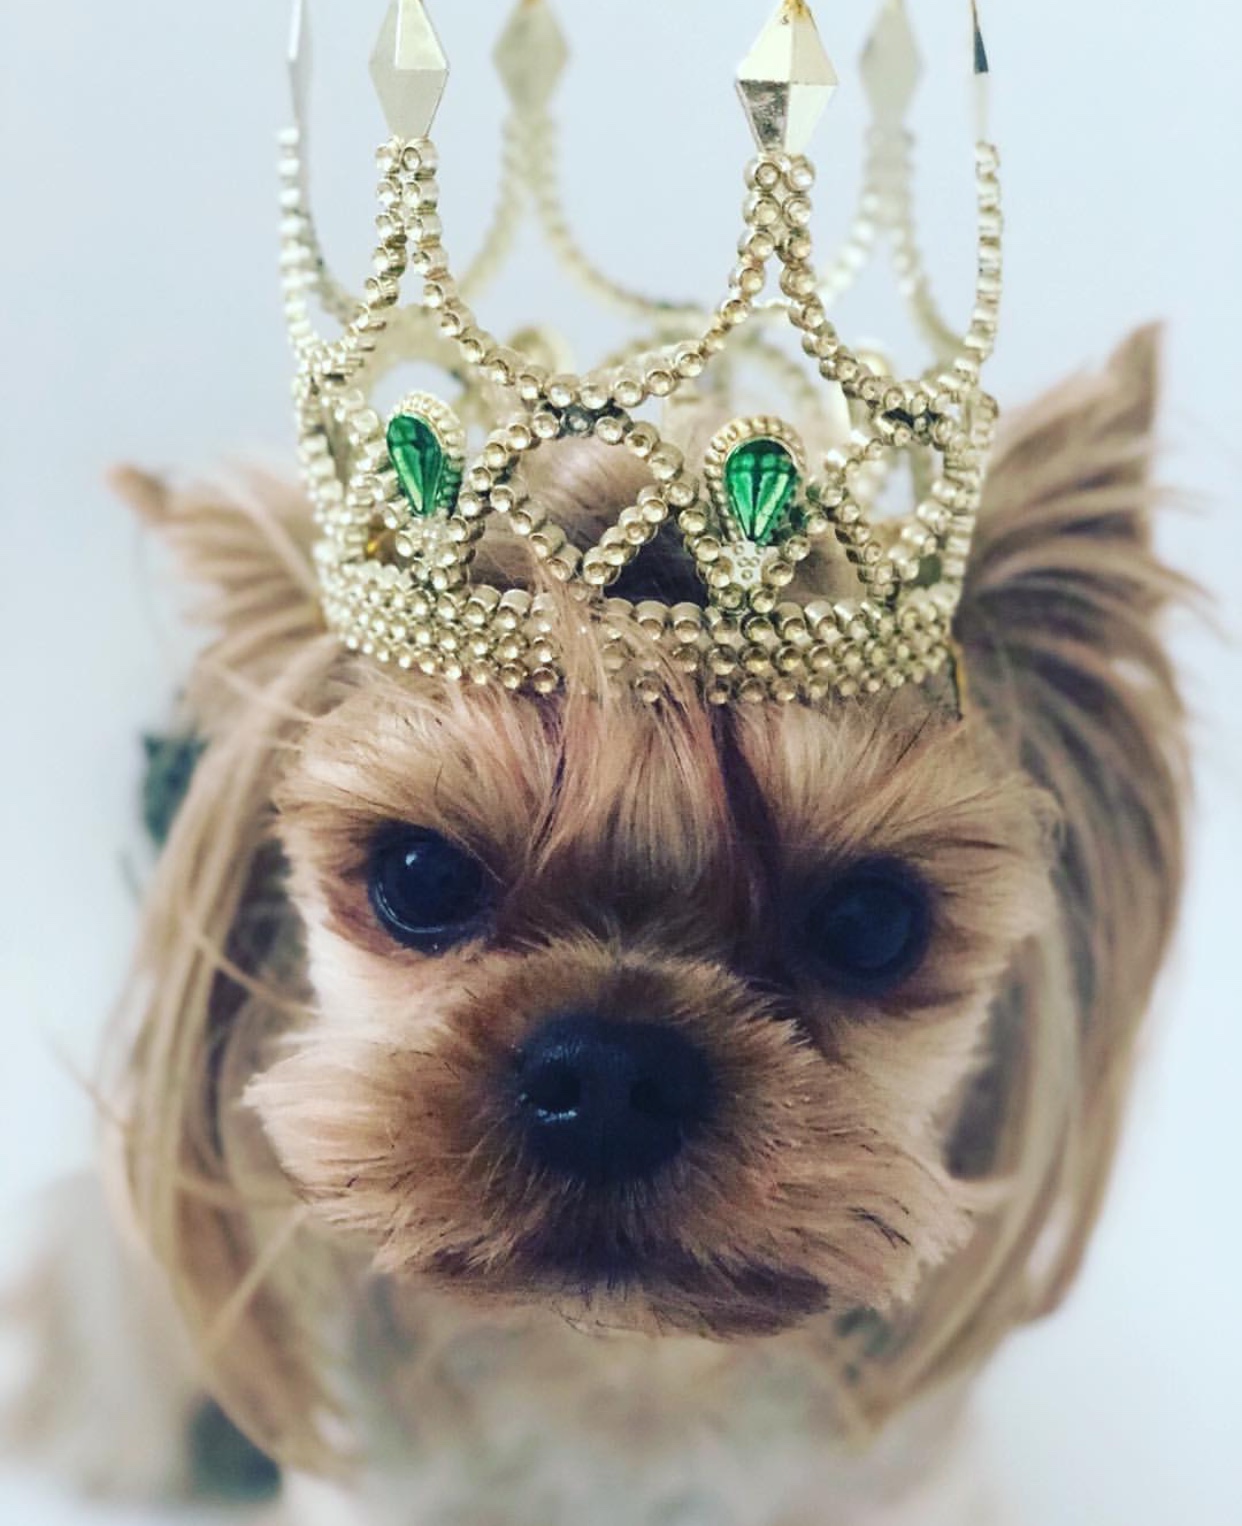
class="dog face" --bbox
[250,673,1051,1337]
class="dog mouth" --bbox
[427,1232,831,1338]
[403,1009,837,1335]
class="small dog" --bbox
[4,328,1186,1525]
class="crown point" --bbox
[371,0,450,141]
[495,0,568,113]
[861,0,922,124]
[737,0,839,156]
[972,1,991,76]
[971,1,992,138]
[288,0,311,126]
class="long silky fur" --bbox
[104,328,1187,1485]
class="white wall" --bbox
[1,3,1239,1523]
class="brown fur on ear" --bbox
[111,467,324,733]
[952,321,1196,1300]
[824,328,1191,1425]
[111,632,350,1472]
[110,471,355,1467]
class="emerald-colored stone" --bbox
[387,412,456,518]
[723,438,799,545]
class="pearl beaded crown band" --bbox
[284,0,1002,705]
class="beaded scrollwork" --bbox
[282,0,1002,705]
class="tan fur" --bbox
[101,329,1186,1508]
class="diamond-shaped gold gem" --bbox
[370,0,450,141]
[495,0,569,113]
[861,0,921,124]
[737,0,838,155]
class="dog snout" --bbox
[513,1015,715,1188]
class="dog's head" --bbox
[116,330,1185,1463]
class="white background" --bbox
[1,2,1239,1523]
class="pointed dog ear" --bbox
[953,326,1190,1305]
[113,468,325,731]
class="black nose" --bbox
[514,1015,715,1187]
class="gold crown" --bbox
[282,0,1002,705]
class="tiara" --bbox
[281,0,1001,705]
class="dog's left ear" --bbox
[112,468,324,731]
[952,326,1189,1307]
[109,470,345,1466]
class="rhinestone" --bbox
[371,0,450,140]
[737,0,838,155]
[723,438,800,546]
[386,413,458,517]
[494,0,569,112]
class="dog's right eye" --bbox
[367,827,492,954]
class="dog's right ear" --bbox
[949,326,1189,1307]
[112,468,324,730]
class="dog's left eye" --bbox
[368,827,492,954]
[797,860,931,995]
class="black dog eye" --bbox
[368,827,492,954]
[799,862,931,994]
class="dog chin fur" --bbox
[3,329,1187,1525]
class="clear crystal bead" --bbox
[370,0,450,141]
[860,0,922,124]
[736,0,838,156]
[494,0,569,112]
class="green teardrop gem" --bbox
[722,438,799,545]
[387,413,454,518]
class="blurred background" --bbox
[1,2,1239,1522]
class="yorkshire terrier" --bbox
[3,326,1186,1525]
